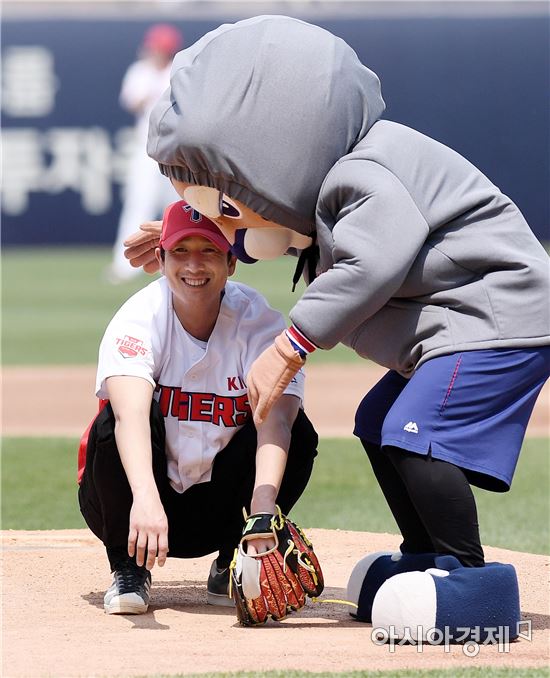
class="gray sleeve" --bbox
[289,160,429,349]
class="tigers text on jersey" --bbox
[96,278,304,493]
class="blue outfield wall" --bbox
[2,11,549,246]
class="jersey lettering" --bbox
[171,389,190,420]
[212,396,236,427]
[157,385,172,416]
[227,376,247,391]
[155,385,250,427]
[191,393,214,422]
[234,394,250,426]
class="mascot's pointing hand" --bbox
[247,331,306,425]
[124,221,162,273]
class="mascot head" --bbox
[147,15,385,261]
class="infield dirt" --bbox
[3,529,549,677]
[2,364,549,677]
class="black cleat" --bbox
[206,559,235,607]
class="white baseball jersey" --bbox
[119,59,172,143]
[96,278,305,493]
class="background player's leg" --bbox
[107,154,165,283]
[384,446,485,567]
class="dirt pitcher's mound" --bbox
[2,529,548,677]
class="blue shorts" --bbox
[354,347,550,492]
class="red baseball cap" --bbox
[160,200,231,252]
[142,24,183,56]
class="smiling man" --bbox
[78,200,318,616]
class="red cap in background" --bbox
[142,24,183,56]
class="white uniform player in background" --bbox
[79,200,318,615]
[105,24,182,283]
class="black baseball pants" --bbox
[362,441,485,567]
[79,400,318,570]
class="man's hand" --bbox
[247,332,305,425]
[128,491,169,570]
[247,494,277,555]
[245,536,276,556]
[124,221,162,274]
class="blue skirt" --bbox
[354,347,550,491]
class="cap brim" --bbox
[162,229,230,253]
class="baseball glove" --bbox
[229,506,324,626]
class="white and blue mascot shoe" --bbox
[347,551,442,623]
[347,552,520,643]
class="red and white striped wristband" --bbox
[285,326,317,357]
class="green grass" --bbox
[2,436,548,555]
[147,671,548,678]
[1,438,84,530]
[291,437,550,555]
[1,247,358,364]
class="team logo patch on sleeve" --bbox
[116,335,147,358]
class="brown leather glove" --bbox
[230,506,324,626]
[247,331,305,425]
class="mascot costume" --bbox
[126,16,549,638]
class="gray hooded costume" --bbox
[148,15,549,376]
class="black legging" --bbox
[362,441,485,567]
[79,401,318,570]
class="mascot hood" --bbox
[148,15,386,235]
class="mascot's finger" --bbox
[143,259,161,275]
[262,399,275,425]
[252,392,275,426]
[123,231,158,248]
[124,240,158,259]
[246,375,258,410]
[126,249,157,269]
[139,220,162,234]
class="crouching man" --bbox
[78,200,318,614]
